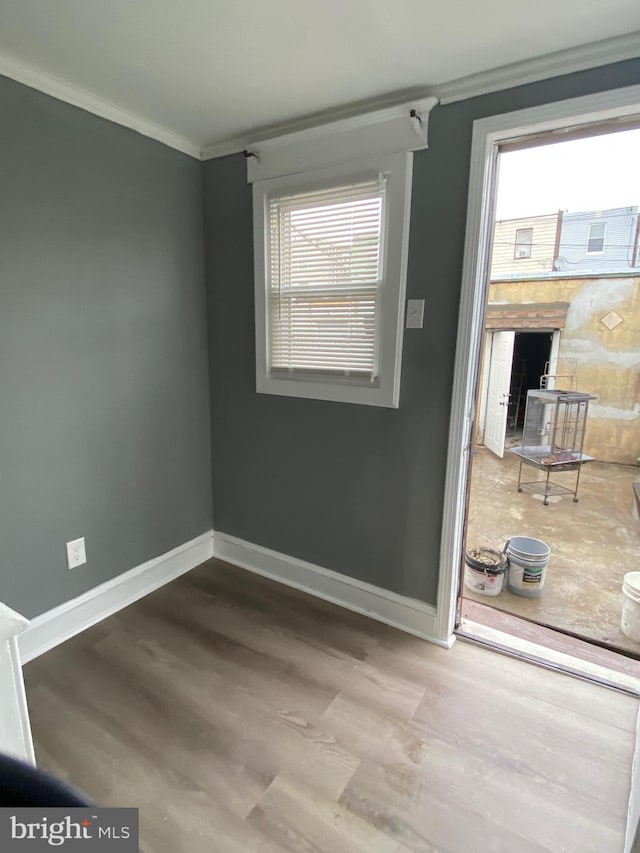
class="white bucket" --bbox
[621,572,640,642]
[464,549,507,596]
[465,564,505,596]
[506,536,550,598]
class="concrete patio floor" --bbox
[464,441,640,655]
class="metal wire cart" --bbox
[511,389,596,505]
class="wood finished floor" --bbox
[24,558,638,853]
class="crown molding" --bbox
[0,50,200,159]
[200,137,251,161]
[1,30,638,164]
[432,31,640,105]
[202,32,640,160]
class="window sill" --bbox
[256,373,398,408]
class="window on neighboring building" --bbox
[253,152,412,407]
[587,222,606,253]
[514,228,533,259]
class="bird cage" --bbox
[511,389,596,504]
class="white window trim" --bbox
[253,151,413,408]
[586,221,607,254]
[436,82,640,647]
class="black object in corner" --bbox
[0,752,92,807]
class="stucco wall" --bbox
[489,276,640,465]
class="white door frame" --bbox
[434,82,640,645]
[547,329,561,390]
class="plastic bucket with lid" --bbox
[621,572,640,642]
[464,548,507,596]
[505,536,550,598]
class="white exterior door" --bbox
[484,331,515,458]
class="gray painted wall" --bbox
[0,75,212,617]
[204,57,640,606]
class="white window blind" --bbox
[267,177,386,378]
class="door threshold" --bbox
[458,618,640,696]
[463,598,640,674]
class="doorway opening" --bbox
[445,103,640,681]
[509,332,554,429]
[478,330,557,457]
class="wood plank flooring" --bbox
[24,558,638,853]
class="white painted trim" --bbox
[245,100,435,183]
[433,32,640,105]
[438,82,640,648]
[0,31,636,165]
[18,530,214,664]
[202,97,437,163]
[448,82,640,145]
[261,97,438,148]
[250,98,437,154]
[435,112,500,646]
[213,532,451,647]
[0,602,29,643]
[201,33,640,161]
[1,30,636,165]
[0,606,34,764]
[0,637,35,764]
[201,137,257,161]
[0,50,200,159]
[547,329,561,390]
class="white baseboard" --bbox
[19,530,214,664]
[213,532,451,647]
[18,527,450,663]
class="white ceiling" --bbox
[0,0,639,156]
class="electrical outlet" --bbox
[66,537,86,570]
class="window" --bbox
[268,178,383,377]
[253,152,412,407]
[514,227,533,259]
[587,222,606,253]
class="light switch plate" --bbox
[406,299,425,329]
[66,537,86,570]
